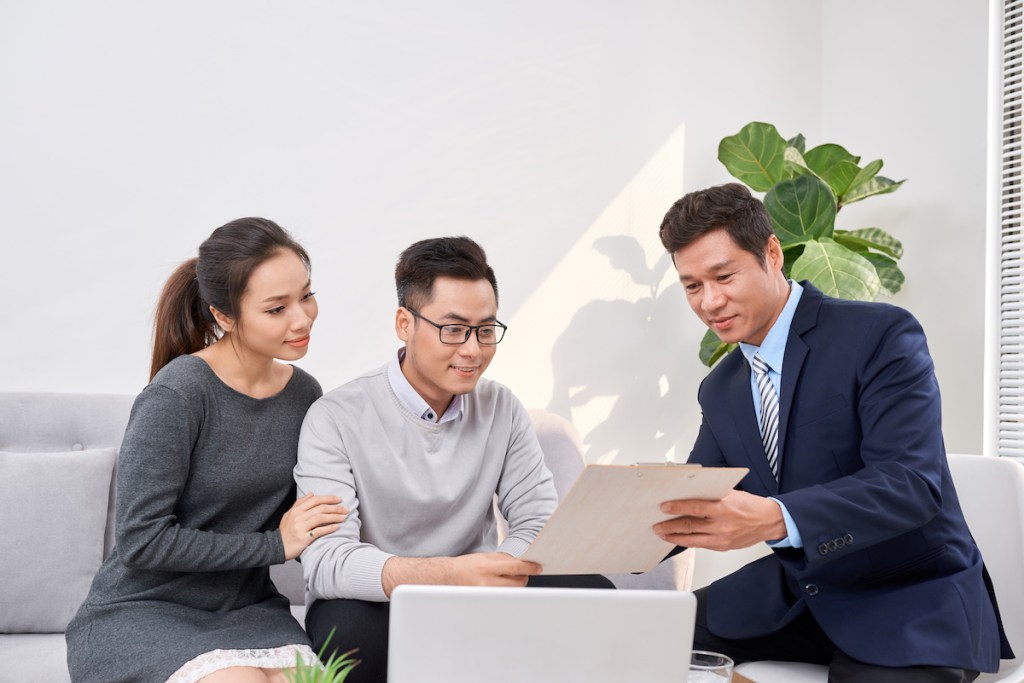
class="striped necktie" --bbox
[751,353,780,480]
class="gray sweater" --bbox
[295,362,557,602]
[66,355,322,683]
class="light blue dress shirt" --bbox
[737,280,804,548]
[387,348,463,424]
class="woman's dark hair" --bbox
[394,236,498,310]
[658,183,775,266]
[150,217,310,379]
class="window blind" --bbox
[999,0,1024,456]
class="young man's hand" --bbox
[381,552,542,597]
[449,552,542,586]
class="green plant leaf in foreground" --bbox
[764,175,837,247]
[699,328,736,367]
[832,227,904,260]
[718,122,788,192]
[790,238,881,301]
[288,627,360,683]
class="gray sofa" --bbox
[0,392,691,682]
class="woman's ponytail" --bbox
[150,257,217,379]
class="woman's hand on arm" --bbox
[279,492,348,560]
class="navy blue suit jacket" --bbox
[689,282,1012,671]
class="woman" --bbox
[66,218,347,683]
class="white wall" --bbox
[0,1,986,458]
[821,1,989,455]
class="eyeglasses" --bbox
[406,308,508,345]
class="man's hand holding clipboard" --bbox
[520,463,748,574]
[653,484,789,552]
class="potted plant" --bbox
[287,630,360,683]
[699,121,906,365]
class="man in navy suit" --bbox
[655,184,1012,682]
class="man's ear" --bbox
[395,307,413,342]
[210,306,234,333]
[766,234,784,272]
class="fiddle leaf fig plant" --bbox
[698,121,906,366]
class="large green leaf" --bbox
[822,160,861,198]
[832,227,904,259]
[841,159,883,206]
[861,252,905,297]
[764,175,837,247]
[718,122,788,192]
[790,238,881,301]
[842,175,905,205]
[803,144,861,197]
[699,328,736,367]
[803,143,860,170]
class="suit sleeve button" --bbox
[805,584,820,596]
[827,540,838,551]
[844,534,854,544]
[818,543,829,556]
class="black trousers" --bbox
[306,574,615,682]
[692,586,980,683]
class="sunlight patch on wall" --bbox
[491,124,687,464]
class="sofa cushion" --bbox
[0,448,116,633]
[0,634,71,683]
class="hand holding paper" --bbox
[520,464,747,574]
[654,489,788,551]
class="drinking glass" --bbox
[688,650,734,682]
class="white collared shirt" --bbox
[386,348,463,424]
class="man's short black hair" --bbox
[658,183,775,266]
[395,236,498,310]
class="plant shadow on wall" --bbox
[547,235,691,464]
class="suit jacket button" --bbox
[818,543,829,556]
[844,534,854,544]
[835,537,846,548]
[827,540,838,551]
[805,584,819,596]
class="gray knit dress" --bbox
[66,355,322,683]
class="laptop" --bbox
[388,585,696,683]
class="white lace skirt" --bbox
[166,644,321,683]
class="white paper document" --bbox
[521,464,748,574]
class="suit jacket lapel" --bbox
[728,356,779,495]
[778,335,806,471]
[778,281,823,486]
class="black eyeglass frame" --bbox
[406,308,508,345]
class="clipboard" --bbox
[520,463,748,574]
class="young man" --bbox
[654,184,1011,682]
[295,236,608,681]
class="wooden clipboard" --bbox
[520,463,748,574]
